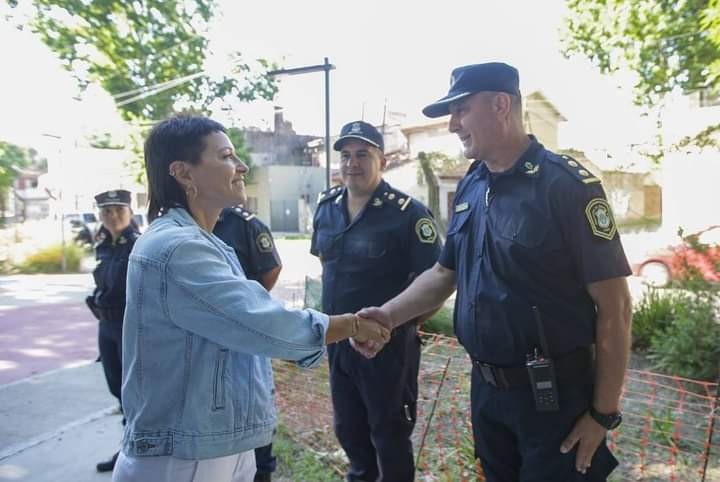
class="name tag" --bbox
[455,202,469,213]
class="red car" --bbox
[632,225,720,286]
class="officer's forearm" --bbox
[588,278,632,413]
[383,263,456,328]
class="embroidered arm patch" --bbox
[585,198,617,240]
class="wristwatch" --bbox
[589,407,623,430]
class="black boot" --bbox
[254,472,271,482]
[96,452,119,472]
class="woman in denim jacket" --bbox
[112,116,390,482]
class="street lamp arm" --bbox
[268,63,335,77]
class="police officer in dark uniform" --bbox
[358,63,633,481]
[311,121,442,482]
[85,189,141,472]
[213,204,282,482]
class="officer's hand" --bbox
[560,412,607,474]
[357,306,395,330]
[349,338,382,359]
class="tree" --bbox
[21,0,278,120]
[0,141,46,224]
[562,0,720,107]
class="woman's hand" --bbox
[353,317,391,345]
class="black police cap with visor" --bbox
[333,121,385,152]
[95,189,132,208]
[422,62,521,118]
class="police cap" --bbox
[333,121,384,152]
[95,189,131,208]
[422,62,521,118]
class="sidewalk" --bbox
[0,362,121,482]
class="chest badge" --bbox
[256,233,274,253]
[455,202,469,213]
[415,218,438,244]
[585,198,617,240]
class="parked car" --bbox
[632,225,720,286]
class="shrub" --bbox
[17,243,87,273]
[632,288,676,350]
[421,306,454,336]
[647,289,720,381]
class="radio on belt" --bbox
[526,306,560,412]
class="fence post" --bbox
[416,356,451,469]
[700,374,720,482]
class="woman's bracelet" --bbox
[350,314,359,338]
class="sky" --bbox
[0,0,656,157]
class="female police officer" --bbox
[85,189,139,472]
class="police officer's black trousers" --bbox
[98,321,123,404]
[254,443,276,475]
[328,325,420,482]
[470,369,618,482]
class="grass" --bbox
[421,305,454,336]
[273,424,342,481]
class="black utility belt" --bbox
[472,346,594,389]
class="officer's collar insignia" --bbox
[334,192,343,205]
[387,192,396,200]
[415,218,438,244]
[256,233,274,253]
[585,198,617,240]
[117,236,127,245]
[455,202,469,213]
[523,161,540,176]
[372,197,383,207]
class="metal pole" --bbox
[324,57,331,190]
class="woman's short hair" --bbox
[144,115,226,221]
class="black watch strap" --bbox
[589,407,622,430]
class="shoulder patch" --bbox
[228,205,256,222]
[256,232,274,253]
[317,185,344,205]
[382,186,413,211]
[549,154,602,185]
[415,218,438,244]
[585,198,617,240]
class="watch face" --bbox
[608,413,622,429]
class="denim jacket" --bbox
[121,208,328,459]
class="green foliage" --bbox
[18,242,87,273]
[562,0,720,107]
[23,0,278,120]
[631,288,676,350]
[645,288,720,381]
[421,306,454,336]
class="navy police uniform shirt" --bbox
[92,224,140,312]
[440,136,631,366]
[311,180,442,316]
[213,206,281,283]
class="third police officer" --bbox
[311,121,442,481]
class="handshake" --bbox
[345,307,395,359]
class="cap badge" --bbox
[350,123,362,133]
[108,191,117,198]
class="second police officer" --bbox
[311,121,442,482]
[85,189,141,473]
[213,203,282,482]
